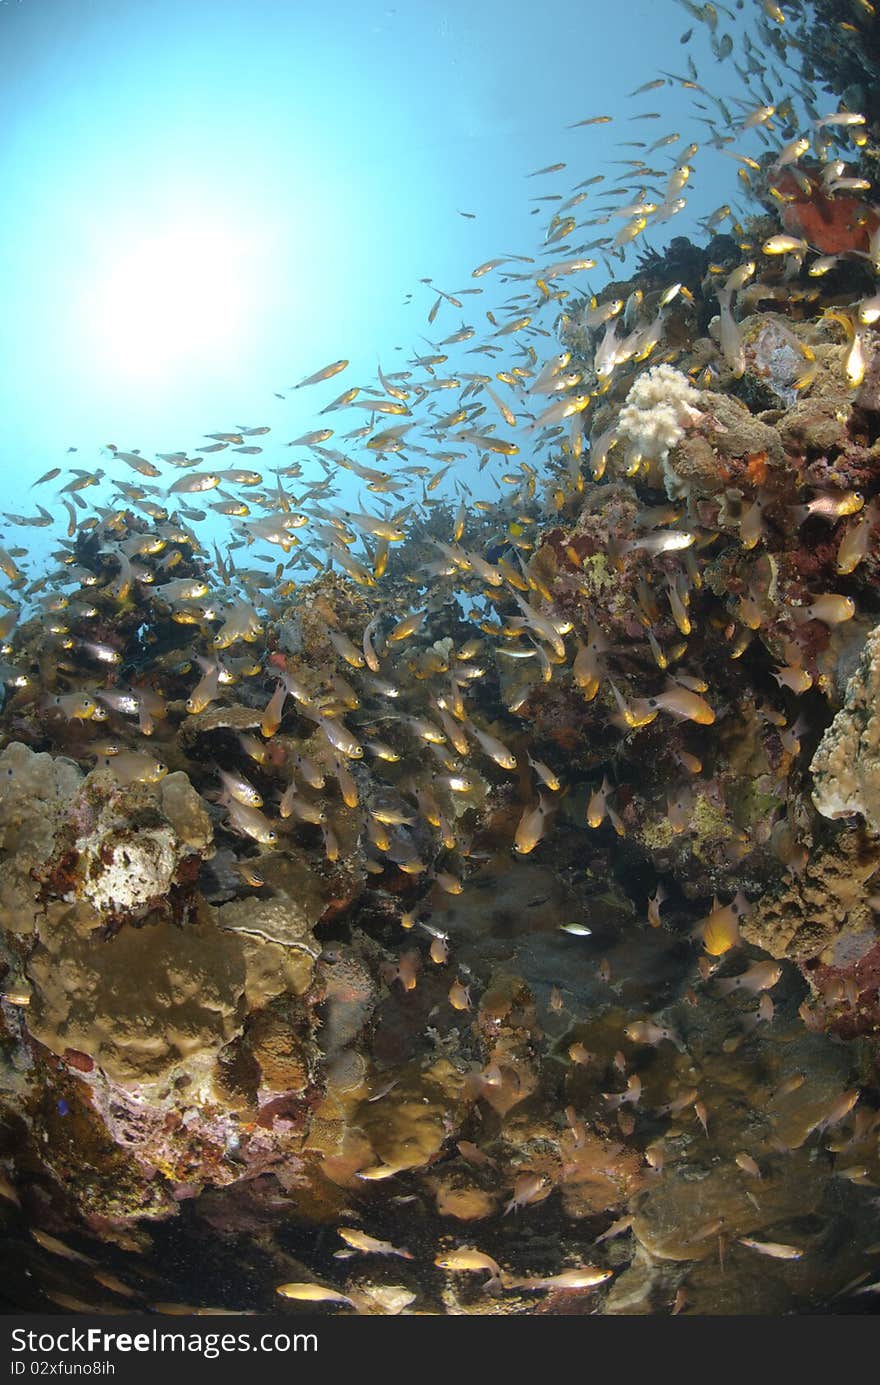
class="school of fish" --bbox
[1,0,879,1315]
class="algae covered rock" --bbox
[665,389,784,499]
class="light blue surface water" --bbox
[0,0,761,552]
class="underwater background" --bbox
[0,0,879,1315]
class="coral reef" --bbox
[811,621,880,830]
[1,0,880,1320]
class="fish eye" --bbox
[267,830,277,842]
[156,763,167,773]
[352,746,364,758]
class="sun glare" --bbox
[90,222,258,381]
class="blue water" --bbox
[0,0,750,547]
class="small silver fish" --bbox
[738,1238,803,1261]
[337,1228,413,1259]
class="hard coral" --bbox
[811,621,880,831]
[26,906,248,1082]
[741,827,880,965]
